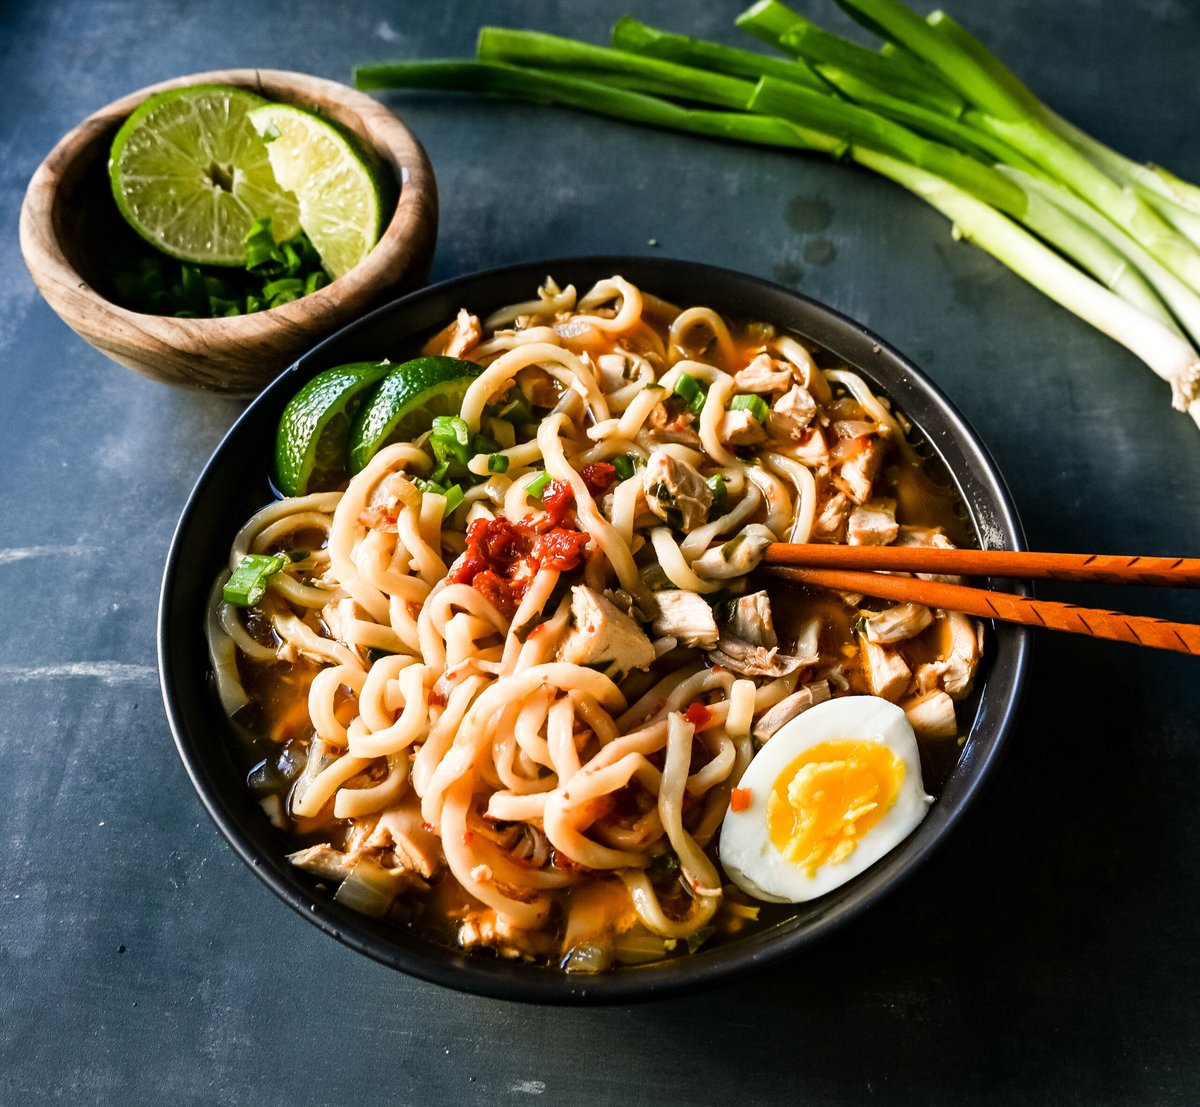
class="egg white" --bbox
[719,695,932,903]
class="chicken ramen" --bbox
[206,276,982,970]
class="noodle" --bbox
[208,275,982,970]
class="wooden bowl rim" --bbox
[18,68,436,369]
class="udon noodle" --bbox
[207,276,982,970]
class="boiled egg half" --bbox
[719,695,932,903]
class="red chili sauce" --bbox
[449,480,590,617]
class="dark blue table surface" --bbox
[3,1,1198,1103]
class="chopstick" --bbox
[764,544,1200,587]
[767,566,1200,655]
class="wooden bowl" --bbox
[19,69,437,395]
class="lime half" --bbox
[109,84,300,266]
[348,357,483,474]
[248,103,387,279]
[275,362,393,496]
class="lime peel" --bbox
[247,103,388,279]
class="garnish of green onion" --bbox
[730,393,770,422]
[706,473,728,515]
[487,452,510,473]
[223,553,286,607]
[526,470,553,499]
[611,454,637,480]
[498,394,534,425]
[672,371,707,414]
[472,431,501,455]
[441,483,465,516]
[430,415,473,466]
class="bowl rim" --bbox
[158,255,1032,1004]
[18,67,437,393]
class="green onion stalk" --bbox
[355,0,1200,429]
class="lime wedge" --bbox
[348,357,483,474]
[109,84,300,266]
[247,103,387,279]
[275,362,393,496]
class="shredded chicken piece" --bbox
[690,524,775,580]
[729,590,776,648]
[848,499,898,547]
[833,435,885,504]
[767,384,818,440]
[444,309,482,358]
[860,638,912,702]
[864,603,933,644]
[647,412,704,448]
[734,352,793,394]
[917,611,980,699]
[642,449,712,531]
[720,408,767,447]
[287,844,354,881]
[708,636,804,678]
[322,597,367,647]
[458,911,537,960]
[374,806,444,879]
[752,681,832,742]
[790,427,830,469]
[812,490,853,542]
[558,585,655,676]
[650,590,719,648]
[904,690,959,739]
[895,526,964,584]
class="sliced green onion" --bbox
[611,454,637,480]
[244,217,279,270]
[430,415,473,466]
[706,473,728,517]
[672,371,707,414]
[262,277,304,300]
[441,483,465,516]
[730,393,770,422]
[412,476,447,496]
[472,431,501,455]
[526,470,553,499]
[497,393,535,425]
[487,452,510,473]
[223,553,286,607]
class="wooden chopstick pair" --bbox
[763,545,1200,655]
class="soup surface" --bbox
[207,276,983,970]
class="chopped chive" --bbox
[498,393,534,425]
[244,217,279,270]
[262,277,304,298]
[611,454,637,480]
[730,393,770,422]
[487,452,510,473]
[672,371,707,414]
[412,476,447,495]
[706,473,728,518]
[441,483,465,516]
[223,553,286,607]
[472,431,501,455]
[430,415,473,466]
[526,470,552,499]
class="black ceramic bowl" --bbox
[159,257,1031,1004]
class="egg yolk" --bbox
[766,739,905,875]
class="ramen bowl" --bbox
[19,68,437,395]
[158,257,1030,1003]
